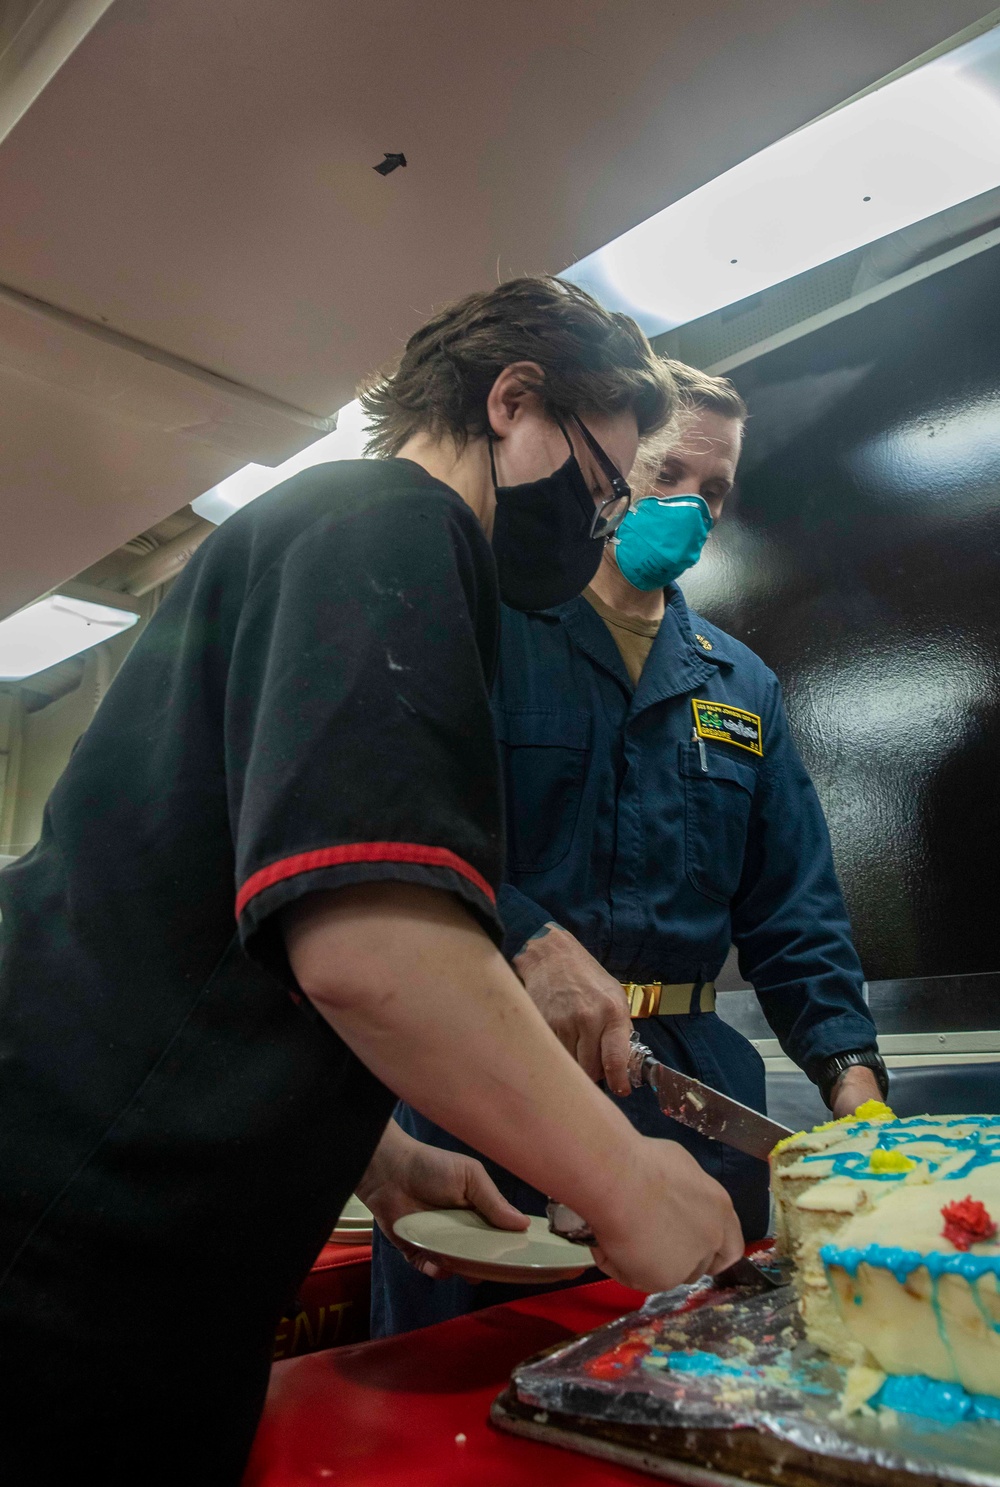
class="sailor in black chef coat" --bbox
[0,278,743,1482]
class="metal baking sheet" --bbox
[505,1271,1000,1486]
[491,1394,764,1487]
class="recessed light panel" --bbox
[192,25,1000,523]
[0,595,139,682]
[193,400,372,526]
[564,25,1000,334]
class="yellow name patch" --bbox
[692,699,763,757]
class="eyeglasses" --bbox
[569,414,632,539]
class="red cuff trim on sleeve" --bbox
[236,842,496,920]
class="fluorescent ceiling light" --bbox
[193,398,373,525]
[195,24,1000,524]
[564,24,1000,334]
[0,592,139,681]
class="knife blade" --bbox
[712,1254,782,1291]
[630,1038,792,1160]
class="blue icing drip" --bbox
[873,1374,1000,1425]
[928,1269,958,1371]
[971,1277,1000,1336]
[663,1350,745,1378]
[820,1242,1000,1284]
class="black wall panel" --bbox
[679,244,1000,981]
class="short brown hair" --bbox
[659,358,747,423]
[360,276,677,457]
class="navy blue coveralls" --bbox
[372,586,876,1335]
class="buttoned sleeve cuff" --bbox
[497,883,558,963]
[792,1013,881,1086]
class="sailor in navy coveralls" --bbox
[374,364,886,1336]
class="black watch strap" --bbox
[817,1047,889,1109]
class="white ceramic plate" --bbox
[329,1194,374,1244]
[392,1209,594,1284]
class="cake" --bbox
[771,1103,1000,1402]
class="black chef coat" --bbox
[0,459,502,1480]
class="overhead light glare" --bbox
[0,593,139,682]
[193,399,374,525]
[563,24,1000,333]
[193,27,1000,527]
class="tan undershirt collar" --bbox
[583,587,661,688]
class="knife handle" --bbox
[627,1031,655,1090]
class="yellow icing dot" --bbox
[768,1102,895,1159]
[868,1148,914,1174]
[853,1100,895,1122]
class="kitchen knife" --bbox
[712,1254,783,1291]
[546,1042,793,1247]
[629,1035,793,1160]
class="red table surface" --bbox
[273,1242,372,1360]
[245,1277,668,1487]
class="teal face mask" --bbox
[613,494,713,591]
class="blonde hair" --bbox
[660,358,747,423]
[632,359,747,493]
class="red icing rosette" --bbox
[940,1196,997,1251]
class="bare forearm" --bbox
[285,884,639,1227]
[829,1064,884,1119]
[354,1117,408,1205]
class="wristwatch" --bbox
[817,1047,890,1109]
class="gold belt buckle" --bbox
[624,982,662,1018]
[623,981,717,1018]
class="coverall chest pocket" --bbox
[495,709,592,873]
[679,742,758,904]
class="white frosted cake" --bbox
[771,1103,1000,1405]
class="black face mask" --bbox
[488,426,604,612]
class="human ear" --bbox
[485,361,547,439]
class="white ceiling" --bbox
[0,0,991,618]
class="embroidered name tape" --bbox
[692,698,763,756]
